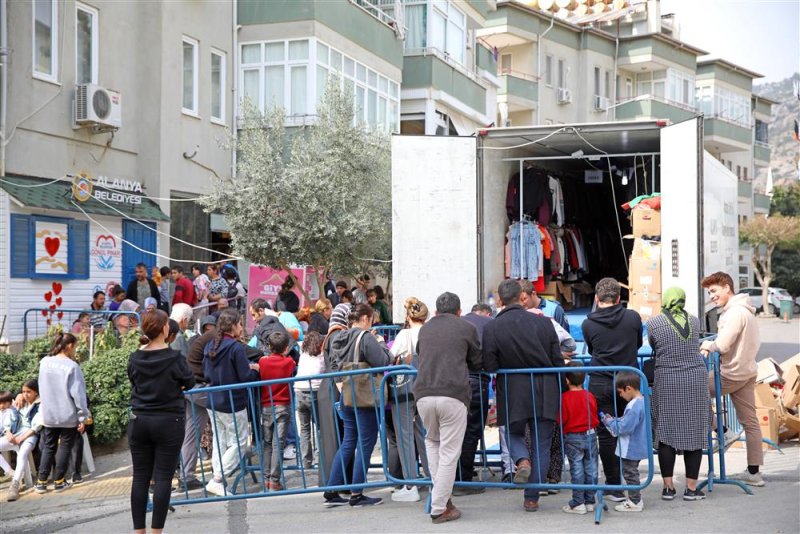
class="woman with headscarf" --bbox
[114,299,141,338]
[646,287,709,502]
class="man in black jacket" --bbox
[249,298,290,354]
[483,280,563,513]
[126,263,162,311]
[415,292,482,524]
[581,277,643,501]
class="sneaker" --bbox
[683,488,706,501]
[614,499,644,512]
[283,445,296,461]
[71,474,83,485]
[713,428,744,452]
[586,503,595,512]
[451,486,485,496]
[349,494,383,507]
[539,490,549,496]
[54,480,72,493]
[501,472,513,484]
[661,487,677,500]
[267,481,284,492]
[178,479,206,492]
[34,482,48,494]
[204,478,227,496]
[562,503,587,514]
[323,492,349,507]
[7,480,21,502]
[730,469,765,487]
[431,505,462,524]
[391,485,421,502]
[605,491,627,502]
[514,460,531,484]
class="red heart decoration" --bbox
[41,310,49,317]
[49,304,56,311]
[46,319,52,326]
[52,282,63,295]
[55,297,63,306]
[44,237,60,257]
[57,312,64,320]
[44,291,53,302]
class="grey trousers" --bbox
[180,393,209,482]
[262,405,291,483]
[391,399,430,480]
[621,458,641,503]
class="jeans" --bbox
[210,409,250,480]
[180,392,210,482]
[564,432,599,507]
[295,390,319,468]
[621,458,641,503]
[508,418,555,501]
[128,413,185,530]
[71,432,84,478]
[327,405,379,491]
[510,221,540,280]
[262,404,291,483]
[37,427,79,484]
[417,396,468,516]
[389,399,429,480]
[458,375,490,482]
[499,425,513,475]
[589,376,627,487]
[0,435,38,483]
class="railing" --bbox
[404,47,483,86]
[497,68,540,82]
[22,308,142,357]
[618,94,697,113]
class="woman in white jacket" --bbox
[2,379,44,501]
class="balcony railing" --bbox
[498,67,539,83]
[349,0,404,31]
[405,47,482,85]
[619,94,697,113]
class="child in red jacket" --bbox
[259,331,296,491]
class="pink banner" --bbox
[246,266,307,332]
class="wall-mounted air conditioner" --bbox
[74,84,122,131]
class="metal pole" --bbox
[651,155,656,193]
[500,151,661,163]
[519,160,524,280]
[0,0,7,177]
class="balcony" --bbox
[498,70,538,111]
[613,96,697,123]
[754,141,771,165]
[402,53,487,114]
[738,180,753,199]
[703,116,752,153]
[754,193,771,213]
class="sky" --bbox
[660,0,799,84]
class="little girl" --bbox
[1,380,43,501]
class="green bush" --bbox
[0,352,40,393]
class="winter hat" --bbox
[329,303,351,329]
[144,297,158,309]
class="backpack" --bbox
[225,280,239,300]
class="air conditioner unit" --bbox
[74,84,122,130]
[593,95,610,111]
[557,88,572,104]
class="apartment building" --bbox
[0,0,234,345]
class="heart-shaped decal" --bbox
[44,291,53,302]
[49,304,56,311]
[44,237,60,257]
[56,297,63,306]
[42,310,49,317]
[57,311,64,320]
[52,282,63,295]
[46,319,52,326]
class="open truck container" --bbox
[391,117,738,327]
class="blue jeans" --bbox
[564,431,599,507]
[327,406,379,491]
[508,418,554,501]
[510,222,540,280]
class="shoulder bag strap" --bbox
[353,330,367,365]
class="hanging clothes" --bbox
[506,167,550,223]
[548,175,565,225]
[508,220,541,280]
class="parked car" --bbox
[739,287,798,316]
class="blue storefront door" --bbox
[122,220,157,288]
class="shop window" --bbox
[10,215,89,279]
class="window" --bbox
[755,119,769,144]
[695,84,751,127]
[736,165,741,178]
[593,67,600,97]
[500,54,511,73]
[75,3,98,85]
[33,0,58,81]
[430,0,466,65]
[604,70,610,98]
[211,50,226,123]
[743,167,748,180]
[557,59,566,90]
[544,55,553,87]
[625,77,633,99]
[10,215,89,280]
[182,37,199,115]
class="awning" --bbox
[0,174,170,222]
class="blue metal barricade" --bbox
[371,325,401,342]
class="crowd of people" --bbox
[0,269,766,532]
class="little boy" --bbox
[259,331,296,491]
[0,391,21,479]
[558,363,600,515]
[601,372,648,512]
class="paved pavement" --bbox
[755,316,800,364]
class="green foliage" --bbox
[770,183,800,217]
[769,183,800,295]
[0,352,40,394]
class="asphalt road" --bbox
[755,316,800,364]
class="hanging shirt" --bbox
[549,176,565,225]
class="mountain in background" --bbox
[755,73,800,187]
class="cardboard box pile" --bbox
[752,355,800,444]
[628,236,662,320]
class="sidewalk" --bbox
[5,441,797,533]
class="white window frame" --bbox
[75,3,99,85]
[32,0,59,83]
[210,48,226,125]
[182,36,200,117]
[428,0,467,67]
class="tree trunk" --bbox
[282,265,310,305]
[315,264,328,305]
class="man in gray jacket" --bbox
[414,292,482,524]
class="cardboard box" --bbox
[632,208,661,237]
[779,354,800,409]
[757,358,784,385]
[629,240,661,294]
[756,408,779,443]
[754,382,779,410]
[778,412,800,441]
[628,291,662,321]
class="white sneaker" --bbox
[586,504,595,512]
[283,445,296,461]
[205,478,227,496]
[391,485,421,502]
[562,503,587,514]
[713,428,744,452]
[730,469,765,487]
[614,499,643,512]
